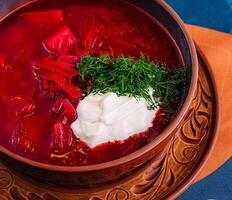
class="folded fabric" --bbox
[186,24,232,182]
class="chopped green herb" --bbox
[77,54,186,111]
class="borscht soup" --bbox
[0,0,186,166]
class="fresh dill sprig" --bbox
[77,54,186,111]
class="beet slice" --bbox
[36,70,82,100]
[36,68,76,82]
[52,74,83,100]
[44,26,77,54]
[20,10,64,24]
[17,137,34,153]
[19,102,38,117]
[51,122,73,151]
[63,98,77,122]
[37,59,78,78]
[35,57,82,100]
[51,97,64,115]
[84,26,105,50]
[82,15,105,50]
[11,123,35,153]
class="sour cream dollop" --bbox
[71,92,158,148]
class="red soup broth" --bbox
[0,0,183,166]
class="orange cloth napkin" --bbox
[186,25,232,181]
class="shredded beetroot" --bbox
[16,137,34,153]
[51,122,73,151]
[35,55,83,101]
[63,98,77,122]
[50,97,64,115]
[37,59,78,78]
[52,74,83,100]
[44,26,77,54]
[36,71,82,100]
[38,64,81,98]
[19,102,38,117]
[82,15,105,50]
[20,10,64,24]
[11,123,35,153]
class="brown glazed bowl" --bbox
[0,0,198,188]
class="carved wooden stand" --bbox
[0,51,218,200]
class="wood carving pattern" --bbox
[106,188,129,200]
[0,169,13,189]
[130,62,214,199]
[0,58,217,200]
[8,186,59,200]
[90,188,129,200]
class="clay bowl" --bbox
[0,0,198,188]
